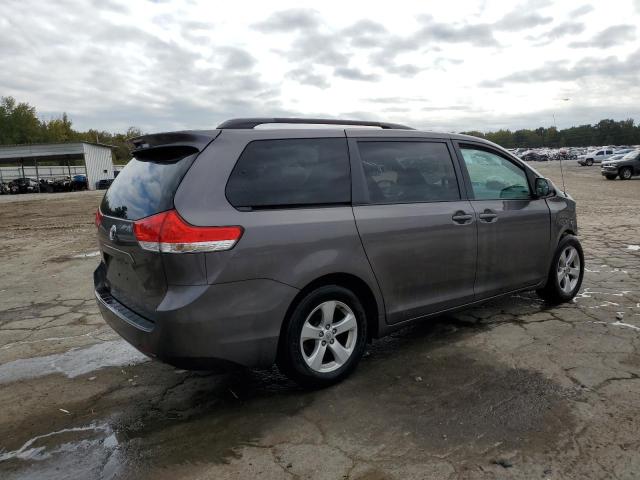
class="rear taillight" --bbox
[95,209,103,228]
[133,210,242,253]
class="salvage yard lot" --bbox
[0,163,639,479]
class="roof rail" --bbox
[216,117,414,130]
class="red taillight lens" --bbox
[95,209,103,228]
[132,211,166,252]
[133,210,242,253]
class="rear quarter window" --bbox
[225,138,350,209]
[101,154,195,220]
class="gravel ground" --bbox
[0,162,639,479]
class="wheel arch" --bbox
[620,166,633,178]
[543,228,578,287]
[555,228,577,247]
[278,273,383,349]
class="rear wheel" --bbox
[605,175,617,180]
[620,167,633,180]
[277,285,367,388]
[537,235,584,304]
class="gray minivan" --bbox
[95,118,584,387]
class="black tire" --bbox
[537,235,584,305]
[585,159,593,166]
[620,167,633,180]
[605,175,617,180]
[277,285,368,388]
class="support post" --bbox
[35,159,41,193]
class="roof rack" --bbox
[216,117,414,130]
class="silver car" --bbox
[577,148,615,166]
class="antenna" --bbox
[552,112,567,195]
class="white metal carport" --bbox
[0,142,116,191]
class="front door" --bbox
[351,139,477,324]
[456,144,551,299]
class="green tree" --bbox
[0,96,143,164]
[462,118,640,148]
[0,97,42,144]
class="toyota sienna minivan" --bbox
[95,118,584,387]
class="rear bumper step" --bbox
[95,288,155,332]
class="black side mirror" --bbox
[535,177,552,198]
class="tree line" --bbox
[0,96,140,163]
[462,118,640,149]
[2,96,640,160]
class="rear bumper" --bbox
[94,265,299,369]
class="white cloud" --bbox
[1,0,639,133]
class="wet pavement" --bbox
[0,164,639,479]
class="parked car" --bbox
[95,178,114,190]
[577,148,615,166]
[71,174,88,191]
[94,117,584,387]
[39,178,55,193]
[601,150,640,180]
[521,151,548,162]
[8,177,39,194]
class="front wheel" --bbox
[277,285,368,388]
[620,167,633,180]
[585,159,594,166]
[537,235,584,304]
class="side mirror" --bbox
[534,177,552,198]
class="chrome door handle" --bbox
[452,211,473,224]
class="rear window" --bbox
[100,155,195,220]
[226,138,351,209]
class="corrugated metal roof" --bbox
[0,142,115,161]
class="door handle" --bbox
[478,209,498,222]
[452,211,473,224]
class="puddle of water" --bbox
[0,340,149,384]
[0,422,123,480]
[0,423,113,462]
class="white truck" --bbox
[577,148,615,166]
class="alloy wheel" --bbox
[557,246,581,294]
[300,300,358,373]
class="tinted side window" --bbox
[358,141,460,204]
[460,147,530,200]
[226,138,350,209]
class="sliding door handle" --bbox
[478,209,498,222]
[452,211,473,224]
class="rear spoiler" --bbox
[130,130,220,161]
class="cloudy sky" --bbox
[2,0,640,133]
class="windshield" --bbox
[623,150,640,160]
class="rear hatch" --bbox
[96,131,218,318]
